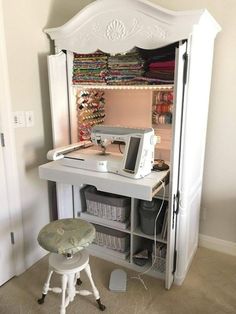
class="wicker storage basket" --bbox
[152,243,166,273]
[84,186,131,222]
[93,224,130,252]
[152,255,166,273]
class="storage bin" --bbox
[152,242,166,273]
[93,224,130,252]
[84,186,130,222]
[152,255,166,273]
[139,199,167,235]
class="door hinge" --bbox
[183,52,188,85]
[0,133,5,147]
[174,190,180,215]
[10,232,15,245]
[172,191,180,228]
[172,249,177,274]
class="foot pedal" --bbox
[109,269,127,292]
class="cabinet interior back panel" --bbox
[104,90,152,128]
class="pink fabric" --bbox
[149,60,175,69]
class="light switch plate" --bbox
[12,111,25,128]
[25,111,34,127]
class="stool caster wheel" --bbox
[96,298,106,311]
[77,278,82,285]
[38,293,46,304]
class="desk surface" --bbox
[39,160,169,201]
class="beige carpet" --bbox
[0,247,235,314]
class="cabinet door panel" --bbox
[165,41,187,289]
[48,52,70,148]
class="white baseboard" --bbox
[199,234,236,256]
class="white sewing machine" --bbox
[47,125,156,179]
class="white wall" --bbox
[2,0,52,268]
[2,0,95,269]
[2,0,235,271]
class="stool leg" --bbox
[38,269,54,304]
[60,274,68,314]
[67,273,76,302]
[76,271,82,285]
[84,264,106,311]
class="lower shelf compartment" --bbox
[87,244,165,281]
[88,243,130,261]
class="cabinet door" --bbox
[48,52,74,218]
[47,52,70,148]
[165,42,187,289]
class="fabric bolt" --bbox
[73,51,108,85]
[106,48,145,85]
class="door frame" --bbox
[0,0,25,280]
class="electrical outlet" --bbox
[12,111,25,128]
[25,111,34,127]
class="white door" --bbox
[165,41,188,289]
[0,132,15,285]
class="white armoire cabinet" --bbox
[39,0,220,289]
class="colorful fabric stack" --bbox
[147,60,175,83]
[73,51,108,85]
[77,90,105,141]
[106,49,145,85]
[139,43,176,84]
[152,90,173,125]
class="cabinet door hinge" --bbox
[183,52,188,85]
[10,232,15,245]
[172,249,177,274]
[174,190,180,215]
[1,133,5,147]
[172,191,180,228]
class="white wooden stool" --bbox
[37,218,105,314]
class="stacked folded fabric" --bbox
[138,43,176,84]
[147,60,175,83]
[106,49,145,85]
[73,51,108,85]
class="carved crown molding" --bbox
[45,0,220,54]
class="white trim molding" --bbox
[199,234,236,257]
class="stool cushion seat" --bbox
[38,218,95,255]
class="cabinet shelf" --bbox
[133,227,167,243]
[72,84,174,91]
[80,212,131,233]
[131,261,166,280]
[88,243,130,261]
[152,123,172,129]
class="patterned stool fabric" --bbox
[37,218,95,255]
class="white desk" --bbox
[39,160,169,201]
